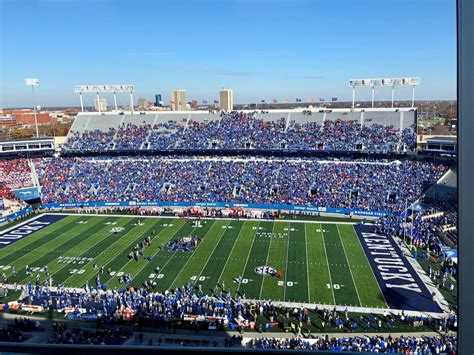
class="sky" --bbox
[0,0,456,108]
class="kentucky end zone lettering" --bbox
[0,215,66,248]
[364,234,422,293]
[354,224,442,313]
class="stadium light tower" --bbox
[75,85,135,113]
[349,77,420,109]
[25,78,40,138]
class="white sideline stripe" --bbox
[241,298,449,319]
[0,214,47,235]
[39,212,363,225]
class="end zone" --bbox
[0,214,66,249]
[354,224,445,313]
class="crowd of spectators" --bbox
[0,159,33,203]
[0,324,25,342]
[376,196,458,253]
[246,334,457,353]
[22,280,457,335]
[35,156,446,214]
[0,318,41,342]
[66,128,116,152]
[0,159,33,190]
[47,322,131,345]
[114,123,151,150]
[63,112,416,153]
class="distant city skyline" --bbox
[0,0,456,108]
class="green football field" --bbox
[0,214,389,309]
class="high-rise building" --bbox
[94,98,107,112]
[172,90,187,111]
[219,89,233,111]
[155,94,162,107]
[138,98,148,111]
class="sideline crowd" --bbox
[35,156,447,214]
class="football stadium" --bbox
[0,102,458,351]
[0,1,462,351]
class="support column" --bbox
[352,87,355,109]
[79,93,84,112]
[114,92,118,111]
[371,86,375,108]
[130,92,134,113]
[391,86,395,108]
[96,92,101,113]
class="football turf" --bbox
[0,214,390,308]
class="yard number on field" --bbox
[278,281,297,287]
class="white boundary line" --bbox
[141,222,191,288]
[347,224,390,309]
[283,221,290,302]
[304,224,311,302]
[38,212,362,225]
[241,298,448,319]
[320,224,336,304]
[0,213,47,235]
[216,221,247,286]
[99,219,186,288]
[236,221,260,295]
[192,220,232,288]
[44,216,131,283]
[11,217,104,284]
[61,217,163,286]
[167,220,223,290]
[337,224,363,307]
[258,222,277,300]
[1,281,446,319]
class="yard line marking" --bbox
[283,222,290,302]
[320,224,336,305]
[62,218,163,286]
[348,224,389,308]
[217,221,246,286]
[167,220,224,289]
[191,221,232,289]
[136,224,191,288]
[36,217,129,283]
[236,221,261,295]
[336,224,362,307]
[304,224,311,303]
[102,220,186,287]
[143,222,203,289]
[258,222,278,300]
[12,217,104,284]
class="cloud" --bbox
[167,66,250,77]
